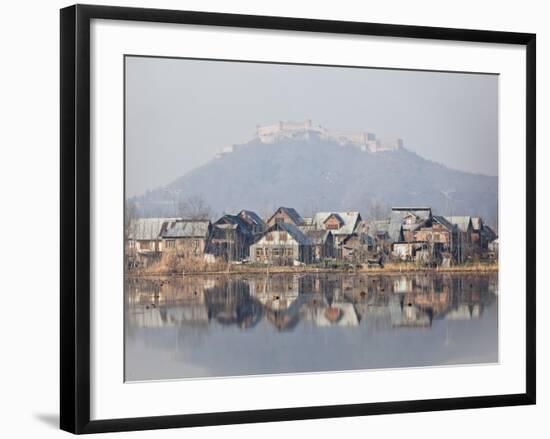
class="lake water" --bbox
[125,272,498,381]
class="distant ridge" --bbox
[132,134,498,226]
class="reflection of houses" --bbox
[162,219,212,258]
[127,273,497,335]
[266,206,305,227]
[203,280,263,330]
[208,214,254,261]
[308,302,360,327]
[249,222,313,265]
[445,304,482,320]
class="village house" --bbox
[363,219,392,253]
[208,214,254,262]
[237,209,266,235]
[310,211,362,257]
[249,222,313,265]
[339,233,375,262]
[413,215,459,263]
[392,241,429,261]
[445,216,475,261]
[162,219,212,259]
[389,207,433,242]
[126,217,175,255]
[304,229,334,262]
[471,217,497,253]
[266,206,305,227]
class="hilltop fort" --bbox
[216,120,403,158]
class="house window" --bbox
[165,240,175,249]
[256,248,263,257]
[434,233,441,241]
[275,217,284,224]
[266,234,273,241]
[272,248,280,256]
[285,248,293,257]
[279,231,287,241]
[326,222,339,230]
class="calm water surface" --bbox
[125,272,498,381]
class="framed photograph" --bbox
[60,4,536,434]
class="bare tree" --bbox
[177,195,213,220]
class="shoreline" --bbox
[127,264,498,277]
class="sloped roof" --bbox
[391,207,432,219]
[270,207,304,225]
[268,222,310,245]
[128,218,176,240]
[311,211,361,235]
[162,220,210,238]
[304,229,332,245]
[388,222,403,242]
[471,217,483,231]
[365,219,390,234]
[390,207,432,223]
[445,216,473,233]
[323,213,344,225]
[214,214,253,235]
[483,224,497,241]
[238,210,266,228]
[340,233,374,247]
[432,215,455,231]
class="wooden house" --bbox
[237,209,267,235]
[209,214,254,262]
[310,211,362,253]
[161,219,212,258]
[249,222,313,265]
[414,215,459,262]
[266,206,305,227]
[304,229,334,262]
[339,233,375,262]
[126,218,175,254]
[445,216,474,261]
[389,207,432,242]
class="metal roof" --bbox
[364,219,390,234]
[391,207,432,222]
[214,214,253,236]
[238,210,266,228]
[268,222,311,245]
[432,215,455,231]
[471,217,483,231]
[445,216,473,233]
[128,218,176,240]
[304,229,332,245]
[268,207,304,226]
[162,220,211,238]
[311,211,361,235]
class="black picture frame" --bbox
[60,4,536,434]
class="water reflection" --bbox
[125,273,498,380]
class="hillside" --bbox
[132,138,498,225]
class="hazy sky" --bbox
[125,56,498,197]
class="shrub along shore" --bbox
[127,261,498,277]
